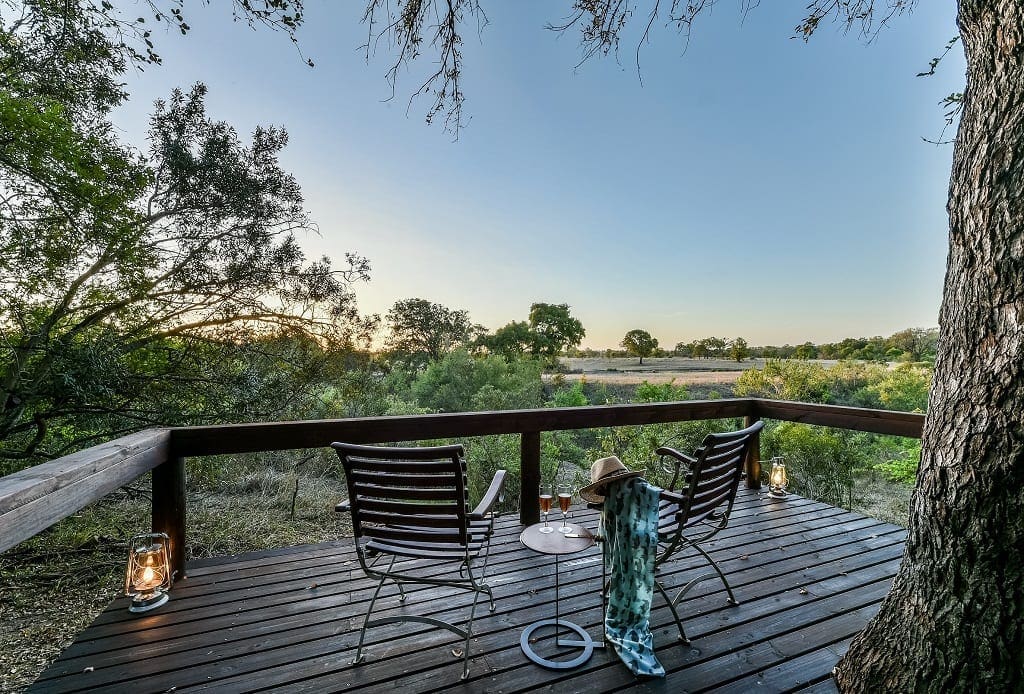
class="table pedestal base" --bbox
[519,619,596,669]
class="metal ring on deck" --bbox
[519,619,596,669]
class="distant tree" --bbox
[673,341,691,357]
[689,339,708,359]
[885,328,939,362]
[706,337,727,359]
[729,337,750,362]
[385,298,473,366]
[527,303,585,363]
[794,342,819,360]
[621,329,658,365]
[479,320,533,360]
[817,343,837,359]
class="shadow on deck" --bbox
[31,488,905,693]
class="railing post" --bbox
[744,415,762,489]
[153,456,186,581]
[520,431,540,526]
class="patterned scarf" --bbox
[602,476,666,677]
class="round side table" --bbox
[519,522,602,669]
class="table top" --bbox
[520,522,596,555]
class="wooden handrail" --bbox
[0,429,171,554]
[167,399,753,456]
[0,399,926,579]
[751,399,924,438]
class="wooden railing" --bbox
[0,399,924,579]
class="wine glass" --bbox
[538,484,554,533]
[557,483,573,533]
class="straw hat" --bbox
[579,455,645,503]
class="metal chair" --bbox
[652,420,764,644]
[332,442,506,679]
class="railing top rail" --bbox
[751,399,924,438]
[0,429,171,554]
[168,399,754,457]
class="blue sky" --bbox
[113,1,965,349]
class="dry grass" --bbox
[850,469,914,527]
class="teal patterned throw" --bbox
[602,476,666,678]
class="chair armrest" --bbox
[655,446,697,467]
[335,500,351,513]
[659,488,686,505]
[470,469,507,519]
[656,446,697,490]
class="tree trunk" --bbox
[835,1,1024,690]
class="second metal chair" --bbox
[653,420,764,644]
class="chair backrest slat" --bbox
[673,421,764,528]
[349,470,464,488]
[358,510,462,528]
[361,525,464,544]
[352,482,458,501]
[347,457,461,473]
[354,498,463,516]
[333,442,470,549]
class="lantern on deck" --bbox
[768,457,788,498]
[125,533,171,612]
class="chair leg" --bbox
[692,542,738,605]
[478,532,496,612]
[655,579,690,645]
[461,577,483,680]
[354,568,391,665]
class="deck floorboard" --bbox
[31,488,903,693]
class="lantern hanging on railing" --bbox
[768,457,788,498]
[125,533,171,612]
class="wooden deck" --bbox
[31,488,906,693]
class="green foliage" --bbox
[409,350,543,413]
[550,380,589,408]
[735,359,932,413]
[863,364,931,412]
[634,380,689,403]
[596,418,742,490]
[794,342,818,359]
[763,422,870,509]
[873,440,921,484]
[735,359,833,402]
[591,378,731,490]
[621,329,658,364]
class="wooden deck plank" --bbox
[54,497,842,652]
[45,504,884,671]
[30,489,904,694]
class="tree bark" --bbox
[835,1,1024,690]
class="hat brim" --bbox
[579,470,645,504]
